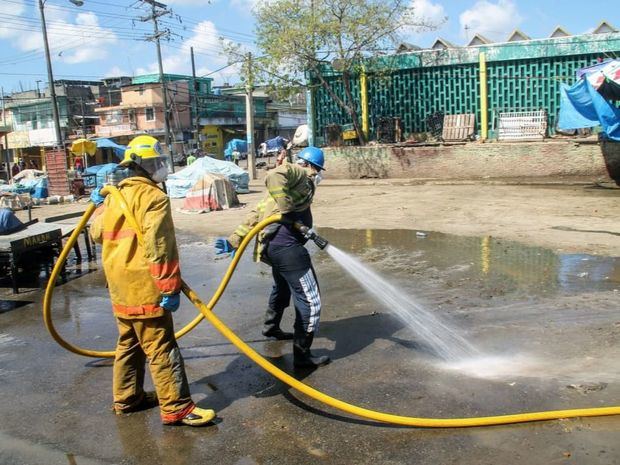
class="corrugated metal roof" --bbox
[131,74,213,85]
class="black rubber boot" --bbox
[293,331,330,368]
[262,307,293,340]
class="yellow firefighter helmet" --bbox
[120,135,165,166]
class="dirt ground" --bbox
[18,178,620,256]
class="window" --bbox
[106,110,122,124]
[145,107,155,122]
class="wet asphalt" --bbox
[1,228,620,464]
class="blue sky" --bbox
[0,0,617,94]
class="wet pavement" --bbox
[1,229,620,464]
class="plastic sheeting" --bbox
[259,136,289,155]
[166,156,250,198]
[0,208,24,234]
[95,138,127,158]
[0,173,48,198]
[84,163,120,189]
[558,79,620,141]
[577,59,620,101]
[224,139,248,158]
[182,173,239,212]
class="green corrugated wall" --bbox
[311,37,620,142]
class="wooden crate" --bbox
[441,114,475,141]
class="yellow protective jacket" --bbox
[228,162,315,261]
[91,177,182,319]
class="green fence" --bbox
[311,51,615,142]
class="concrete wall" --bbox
[323,140,620,182]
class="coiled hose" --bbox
[43,186,620,427]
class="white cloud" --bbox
[0,0,26,38]
[1,5,119,64]
[105,66,129,78]
[412,0,446,24]
[459,0,523,42]
[137,20,235,82]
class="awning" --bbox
[94,138,126,158]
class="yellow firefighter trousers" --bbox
[113,312,195,423]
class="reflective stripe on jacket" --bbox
[90,177,181,319]
[228,162,315,262]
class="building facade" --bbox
[95,74,212,155]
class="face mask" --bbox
[314,171,323,186]
[151,164,169,183]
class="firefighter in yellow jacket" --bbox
[215,147,330,368]
[90,135,215,426]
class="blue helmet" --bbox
[297,146,325,171]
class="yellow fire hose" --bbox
[42,185,620,427]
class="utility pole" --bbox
[141,0,175,172]
[38,0,63,147]
[245,52,257,180]
[1,87,12,182]
[80,97,87,138]
[190,46,199,151]
[79,96,89,169]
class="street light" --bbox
[38,0,84,148]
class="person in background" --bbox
[11,163,20,177]
[28,159,38,170]
[18,158,25,171]
[74,156,84,174]
[186,151,197,166]
[90,134,215,427]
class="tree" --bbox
[253,0,439,145]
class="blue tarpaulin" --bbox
[0,208,23,234]
[558,79,620,141]
[166,156,249,197]
[95,138,126,158]
[224,139,248,159]
[84,163,120,189]
[263,136,288,153]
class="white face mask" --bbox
[314,171,323,186]
[151,164,169,183]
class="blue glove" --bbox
[214,237,236,258]
[160,293,181,312]
[90,187,105,206]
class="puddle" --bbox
[316,228,620,296]
[0,300,33,314]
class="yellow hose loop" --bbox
[43,187,620,427]
[42,185,280,359]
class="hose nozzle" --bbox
[293,222,329,250]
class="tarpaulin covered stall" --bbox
[181,173,239,212]
[166,156,250,198]
[558,79,620,141]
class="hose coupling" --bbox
[293,222,329,250]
